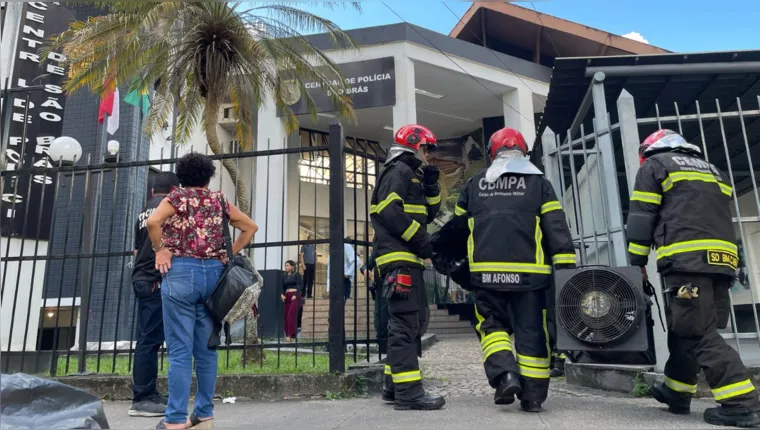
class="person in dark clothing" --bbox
[438,127,576,412]
[282,260,303,341]
[361,248,390,353]
[129,171,179,417]
[628,129,760,428]
[300,236,317,298]
[370,124,444,411]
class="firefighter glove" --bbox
[421,165,440,185]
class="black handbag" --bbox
[205,197,256,325]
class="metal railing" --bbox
[540,71,760,370]
[0,107,390,375]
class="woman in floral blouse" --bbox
[146,153,257,429]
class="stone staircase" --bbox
[300,298,473,340]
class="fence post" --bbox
[617,89,669,373]
[541,127,561,198]
[590,73,627,267]
[328,120,346,373]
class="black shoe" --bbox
[520,401,542,413]
[550,367,565,378]
[704,406,760,428]
[651,383,690,415]
[494,372,522,405]
[129,400,166,417]
[152,394,168,405]
[394,394,446,411]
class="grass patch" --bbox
[44,350,354,377]
[632,373,651,397]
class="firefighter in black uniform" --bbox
[370,124,444,411]
[628,129,760,428]
[440,127,576,412]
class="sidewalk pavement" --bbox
[104,394,728,429]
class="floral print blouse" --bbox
[163,187,230,259]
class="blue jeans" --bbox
[132,281,164,403]
[161,257,224,424]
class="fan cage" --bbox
[557,268,642,346]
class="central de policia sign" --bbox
[280,57,396,116]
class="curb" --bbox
[55,367,382,401]
[566,362,760,398]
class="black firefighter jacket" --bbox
[626,151,738,278]
[447,170,577,292]
[370,153,441,275]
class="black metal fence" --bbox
[0,101,401,376]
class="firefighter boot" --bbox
[650,382,690,415]
[394,394,446,411]
[494,372,522,405]
[550,356,565,378]
[704,406,760,428]
[520,401,542,413]
[381,374,395,402]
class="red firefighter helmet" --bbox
[639,129,693,165]
[488,127,528,160]
[394,124,437,151]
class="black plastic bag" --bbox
[0,373,110,429]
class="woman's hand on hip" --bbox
[281,294,286,302]
[155,248,173,274]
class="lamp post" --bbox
[49,136,100,373]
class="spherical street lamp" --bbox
[105,140,120,163]
[48,136,82,166]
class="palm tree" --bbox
[50,1,361,363]
[51,1,359,213]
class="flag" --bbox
[98,87,120,135]
[124,87,151,116]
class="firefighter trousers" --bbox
[387,266,428,401]
[662,273,760,408]
[473,288,551,403]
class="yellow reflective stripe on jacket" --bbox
[392,370,421,384]
[541,200,562,215]
[384,364,392,376]
[664,376,697,394]
[470,262,552,274]
[375,252,424,267]
[719,182,733,197]
[535,217,544,265]
[401,220,421,241]
[426,194,441,205]
[656,239,737,260]
[403,204,427,215]
[518,364,551,379]
[455,205,467,216]
[370,192,403,214]
[661,171,732,197]
[631,190,662,205]
[712,379,755,401]
[467,218,475,264]
[517,354,551,368]
[552,253,576,265]
[628,242,650,256]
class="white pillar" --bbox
[392,55,416,130]
[254,94,292,270]
[503,88,536,150]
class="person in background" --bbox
[147,153,258,430]
[129,172,179,418]
[300,235,317,298]
[326,238,361,302]
[281,260,303,342]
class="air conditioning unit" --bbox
[555,266,650,354]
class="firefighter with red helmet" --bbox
[370,124,444,411]
[628,129,760,427]
[436,127,575,411]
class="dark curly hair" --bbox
[176,153,215,187]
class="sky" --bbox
[295,0,760,53]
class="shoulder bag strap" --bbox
[222,197,234,258]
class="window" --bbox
[298,129,385,189]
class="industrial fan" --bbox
[555,266,650,353]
